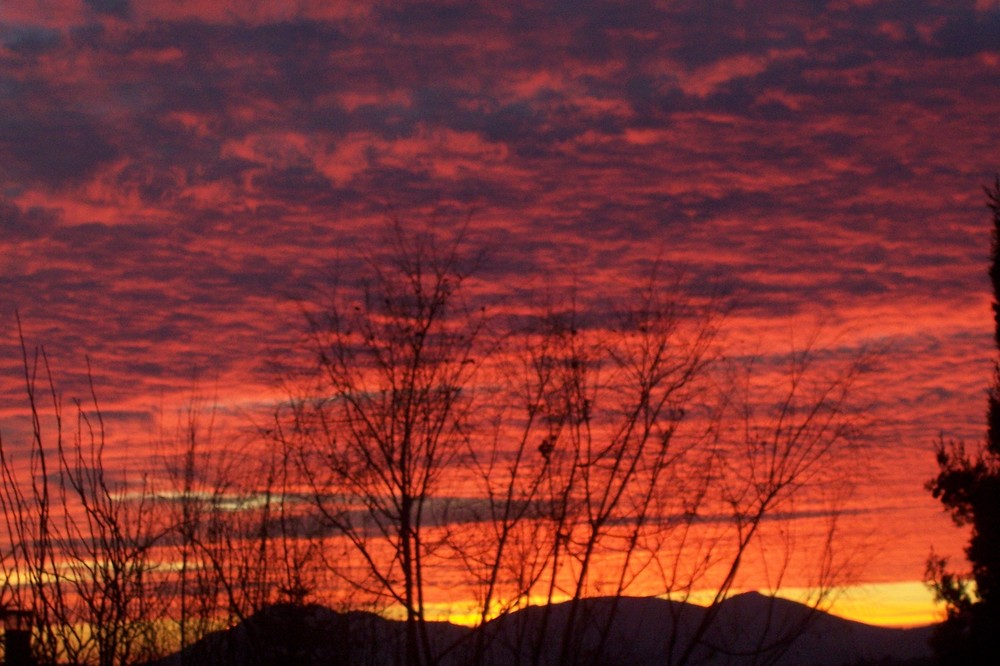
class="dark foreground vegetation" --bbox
[0,221,893,665]
[927,178,1000,664]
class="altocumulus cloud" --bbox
[0,3,997,589]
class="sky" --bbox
[2,0,1000,627]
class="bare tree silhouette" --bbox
[277,223,486,666]
[0,322,167,666]
[0,229,879,666]
[274,227,874,666]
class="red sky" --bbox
[2,0,1000,625]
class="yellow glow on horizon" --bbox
[390,594,577,627]
[393,581,944,628]
[822,581,944,627]
[748,581,943,627]
[660,585,943,627]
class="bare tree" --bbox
[0,327,167,666]
[496,282,719,666]
[460,326,873,666]
[279,224,486,665]
[273,225,878,666]
[155,396,328,665]
[0,244,877,666]
[666,335,875,665]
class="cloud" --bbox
[85,0,131,19]
[1,24,62,54]
[0,0,996,590]
[932,8,1000,56]
[0,107,118,187]
[0,198,58,240]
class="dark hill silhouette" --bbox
[144,593,933,665]
[143,603,468,666]
[468,592,933,665]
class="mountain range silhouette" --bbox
[145,591,934,665]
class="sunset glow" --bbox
[3,0,1000,642]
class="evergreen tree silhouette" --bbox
[927,177,1000,663]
